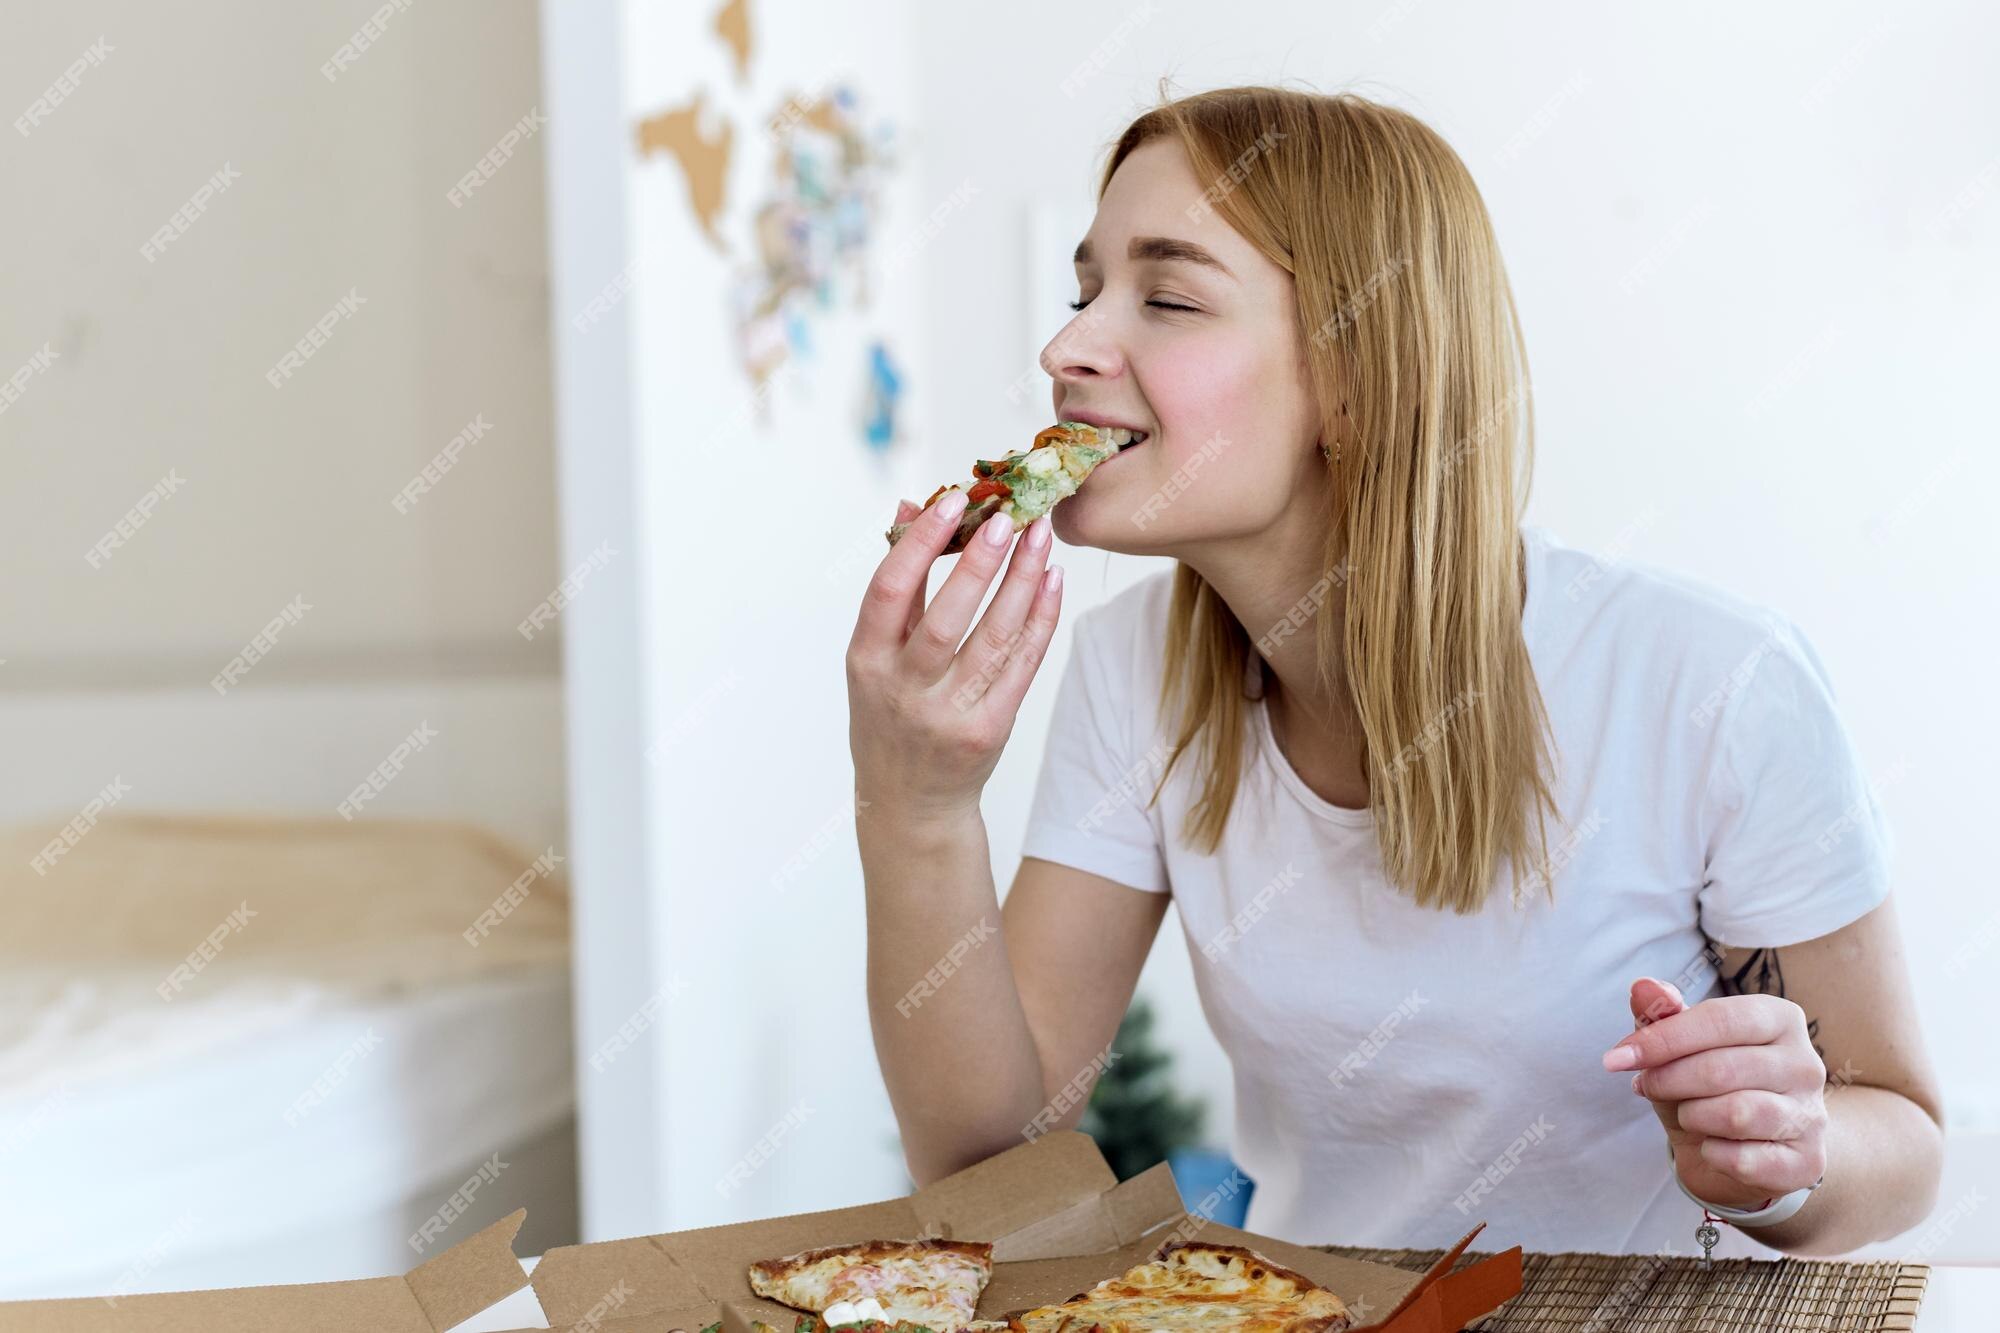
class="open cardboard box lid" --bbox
[0,1209,531,1331]
[0,1133,1518,1331]
[525,1132,1522,1333]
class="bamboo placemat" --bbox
[1311,1243,1930,1331]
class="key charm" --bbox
[1696,1217,1720,1269]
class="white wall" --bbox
[537,0,667,1248]
[0,0,560,690]
[548,0,2000,1239]
[542,0,936,1232]
[630,0,935,1227]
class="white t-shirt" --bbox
[1019,525,1894,1258]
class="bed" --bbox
[0,677,578,1299]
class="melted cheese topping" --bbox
[823,1297,890,1325]
[1010,1244,1350,1332]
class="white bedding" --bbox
[0,966,573,1298]
[0,814,576,1299]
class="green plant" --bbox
[1079,996,1207,1180]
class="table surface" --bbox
[452,1256,2000,1332]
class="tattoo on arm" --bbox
[1701,938,1827,1065]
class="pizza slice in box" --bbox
[963,1239,1353,1331]
[884,421,1143,555]
[746,1236,995,1333]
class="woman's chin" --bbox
[1053,492,1121,549]
[1054,492,1160,556]
[1051,500,1092,548]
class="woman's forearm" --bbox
[1749,1085,1944,1256]
[860,805,1049,1185]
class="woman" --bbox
[844,85,1942,1258]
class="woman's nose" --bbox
[1040,306,1120,382]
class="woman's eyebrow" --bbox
[1073,235,1235,280]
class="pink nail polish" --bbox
[1603,1044,1639,1072]
[981,512,1009,545]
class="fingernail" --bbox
[981,512,1010,546]
[1045,565,1064,594]
[937,490,967,521]
[1603,1044,1640,1071]
[1631,1073,1644,1094]
[1026,515,1051,551]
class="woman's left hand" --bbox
[1603,977,1829,1210]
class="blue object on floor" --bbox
[1166,1148,1255,1227]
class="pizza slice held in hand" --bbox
[884,421,1143,555]
[746,1237,995,1333]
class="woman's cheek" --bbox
[1168,440,1300,532]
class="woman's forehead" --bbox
[1084,138,1272,282]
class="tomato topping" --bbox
[965,477,1011,505]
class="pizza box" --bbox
[525,1130,1522,1332]
[0,1208,532,1332]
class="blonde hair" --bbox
[1110,83,1564,914]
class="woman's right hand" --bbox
[846,492,1065,822]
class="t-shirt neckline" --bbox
[1252,526,1544,827]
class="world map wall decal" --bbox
[633,0,904,447]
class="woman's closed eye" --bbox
[1066,297,1200,312]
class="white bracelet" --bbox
[1670,1144,1824,1227]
